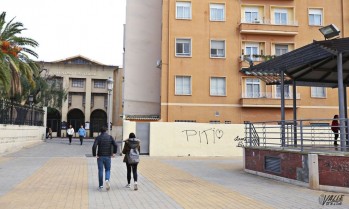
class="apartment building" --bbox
[124,0,349,123]
[41,55,123,137]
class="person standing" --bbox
[67,125,74,145]
[48,127,53,139]
[92,126,117,191]
[122,132,141,191]
[78,125,86,145]
[331,115,339,146]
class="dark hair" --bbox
[129,132,136,138]
[100,126,107,133]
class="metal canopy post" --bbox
[281,71,285,147]
[337,52,346,151]
[293,81,297,146]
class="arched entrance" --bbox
[90,109,107,137]
[47,108,62,137]
[67,109,85,133]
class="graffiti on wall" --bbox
[182,128,224,144]
[234,136,246,147]
[181,128,246,147]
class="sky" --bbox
[2,0,126,66]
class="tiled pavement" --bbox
[0,138,348,209]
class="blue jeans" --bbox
[97,156,111,187]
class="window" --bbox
[276,85,290,98]
[210,77,226,96]
[210,4,225,21]
[275,44,288,56]
[176,38,191,56]
[246,78,260,98]
[175,76,191,95]
[274,9,288,25]
[244,7,259,23]
[245,43,259,61]
[72,78,84,88]
[210,40,225,58]
[176,2,191,19]
[309,9,323,26]
[311,87,326,98]
[94,80,106,88]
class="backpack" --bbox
[127,138,140,164]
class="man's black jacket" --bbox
[92,132,117,157]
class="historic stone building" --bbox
[40,55,123,138]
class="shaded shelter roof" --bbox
[241,37,349,87]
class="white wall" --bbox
[0,125,45,155]
[123,0,162,116]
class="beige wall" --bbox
[123,0,162,116]
[0,125,45,155]
[122,121,244,157]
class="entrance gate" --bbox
[136,122,150,154]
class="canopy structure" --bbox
[242,37,349,87]
[241,37,349,150]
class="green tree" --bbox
[0,11,39,96]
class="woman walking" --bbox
[67,125,75,145]
[78,125,86,145]
[122,133,140,190]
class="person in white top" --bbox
[67,125,75,145]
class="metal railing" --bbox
[0,99,44,126]
[244,118,349,152]
[241,18,299,26]
[241,92,300,99]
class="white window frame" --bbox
[245,43,259,61]
[210,3,225,21]
[275,44,289,56]
[175,75,192,95]
[244,7,259,23]
[311,87,326,98]
[210,77,226,96]
[210,40,226,58]
[175,38,192,57]
[176,1,192,20]
[245,78,260,98]
[274,8,288,25]
[275,85,291,98]
[308,8,323,26]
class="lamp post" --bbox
[107,77,114,135]
[28,95,34,125]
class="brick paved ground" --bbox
[0,138,348,209]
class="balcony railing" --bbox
[241,92,300,99]
[241,18,298,26]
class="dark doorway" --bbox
[90,109,107,137]
[47,108,62,137]
[67,109,85,133]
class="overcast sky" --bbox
[2,0,126,66]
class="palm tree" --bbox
[0,11,39,96]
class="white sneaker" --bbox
[134,182,138,191]
[98,186,103,191]
[125,184,130,188]
[105,180,110,191]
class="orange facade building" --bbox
[159,0,349,123]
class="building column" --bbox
[61,76,69,122]
[85,78,92,136]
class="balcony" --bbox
[240,92,301,108]
[239,18,299,36]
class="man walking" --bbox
[92,126,117,191]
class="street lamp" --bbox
[107,77,114,135]
[319,24,340,40]
[28,95,34,125]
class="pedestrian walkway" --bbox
[0,138,348,209]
